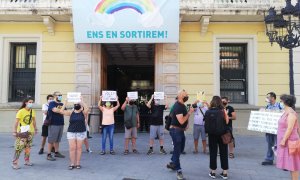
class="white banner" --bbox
[67,92,81,103]
[247,111,283,134]
[102,91,117,101]
[127,91,138,100]
[154,92,164,100]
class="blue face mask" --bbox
[197,102,202,107]
[280,102,285,109]
[26,103,33,109]
[57,96,62,102]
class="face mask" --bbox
[183,96,189,103]
[48,100,53,104]
[197,102,202,107]
[154,100,159,105]
[280,102,285,109]
[129,101,134,105]
[74,104,81,110]
[26,103,33,109]
[105,102,111,107]
[223,102,228,106]
[57,96,62,102]
[265,98,270,103]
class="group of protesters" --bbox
[11,89,300,180]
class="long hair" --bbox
[210,96,224,109]
[19,97,34,110]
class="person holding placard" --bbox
[60,96,89,170]
[262,92,282,166]
[146,94,168,155]
[12,97,37,170]
[121,97,140,155]
[98,96,120,155]
[46,91,66,161]
[276,94,300,180]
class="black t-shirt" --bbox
[225,105,235,128]
[48,101,64,125]
[171,102,188,129]
[150,105,166,125]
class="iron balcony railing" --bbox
[0,0,285,11]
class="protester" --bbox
[166,90,193,180]
[276,94,300,180]
[205,96,229,179]
[47,91,66,161]
[38,94,54,155]
[146,94,168,155]
[192,100,209,154]
[60,97,89,169]
[121,97,140,155]
[12,97,38,169]
[262,92,282,165]
[98,96,120,155]
[221,97,236,158]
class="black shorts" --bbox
[41,125,48,137]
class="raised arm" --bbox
[146,94,154,109]
[113,96,120,111]
[98,96,104,112]
[164,95,169,109]
[176,107,194,125]
[121,97,129,111]
[81,96,89,116]
[60,99,72,116]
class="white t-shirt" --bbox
[194,106,208,125]
[42,103,49,122]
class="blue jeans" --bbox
[170,128,185,171]
[102,124,114,151]
[265,133,276,161]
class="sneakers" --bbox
[54,152,65,158]
[220,172,228,179]
[209,172,216,179]
[261,160,273,165]
[38,148,44,155]
[100,151,106,155]
[110,150,116,155]
[147,149,154,155]
[47,154,56,161]
[160,148,167,155]
[86,148,93,153]
[176,171,184,180]
[166,162,176,171]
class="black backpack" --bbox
[204,108,226,135]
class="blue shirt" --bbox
[48,101,64,125]
[266,102,282,111]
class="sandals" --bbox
[68,165,75,170]
[229,153,235,159]
[11,163,20,170]
[193,150,198,154]
[132,149,139,154]
[123,150,129,155]
[76,165,81,169]
[24,162,33,166]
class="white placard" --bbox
[67,92,81,103]
[247,111,283,134]
[127,91,138,100]
[102,91,117,101]
[154,92,164,100]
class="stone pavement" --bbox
[0,132,291,180]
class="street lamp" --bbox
[264,0,300,95]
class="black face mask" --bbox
[183,96,189,102]
[74,104,81,110]
[223,102,228,106]
[129,101,135,105]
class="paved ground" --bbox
[0,132,291,180]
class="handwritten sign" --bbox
[197,91,206,101]
[154,92,164,100]
[247,111,283,134]
[127,91,138,100]
[67,92,81,103]
[102,91,117,101]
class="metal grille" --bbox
[220,44,248,103]
[9,43,37,102]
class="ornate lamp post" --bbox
[264,0,300,95]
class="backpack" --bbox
[204,108,226,135]
[164,111,173,131]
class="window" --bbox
[220,44,248,103]
[8,43,37,102]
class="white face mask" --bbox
[280,102,285,109]
[265,98,270,103]
[48,100,53,104]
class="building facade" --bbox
[0,0,294,133]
